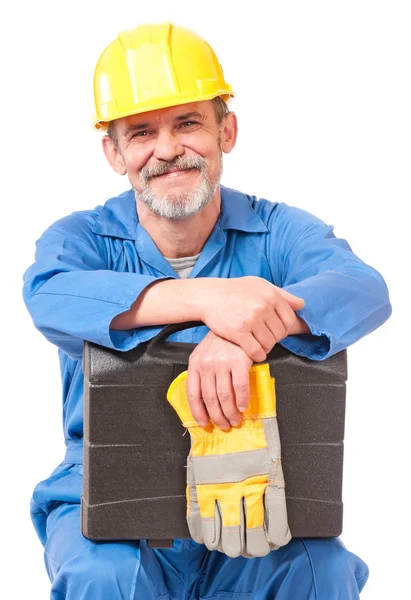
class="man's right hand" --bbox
[197,276,305,362]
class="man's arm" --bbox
[23,212,307,362]
[111,277,310,335]
[22,213,175,360]
[266,204,392,360]
[111,276,309,363]
[110,279,203,329]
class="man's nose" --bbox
[153,130,184,162]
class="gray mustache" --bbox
[141,156,206,181]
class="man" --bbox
[23,22,391,599]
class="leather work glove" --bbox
[167,363,292,558]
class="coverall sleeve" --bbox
[275,206,392,360]
[22,211,169,360]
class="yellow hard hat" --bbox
[93,22,234,130]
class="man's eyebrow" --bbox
[174,111,205,122]
[122,112,205,138]
[123,122,151,137]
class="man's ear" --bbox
[102,135,127,175]
[220,111,238,154]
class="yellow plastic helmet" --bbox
[92,22,234,130]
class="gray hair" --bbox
[107,96,229,147]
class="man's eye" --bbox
[134,131,149,137]
[180,121,198,128]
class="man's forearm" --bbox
[110,277,310,337]
[110,278,207,330]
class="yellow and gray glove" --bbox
[167,363,292,558]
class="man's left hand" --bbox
[186,312,310,431]
[186,330,253,431]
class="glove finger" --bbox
[187,484,204,545]
[202,499,221,551]
[220,499,244,558]
[214,498,239,556]
[245,527,271,557]
[244,495,271,558]
[186,458,204,544]
[263,493,280,551]
[217,499,253,559]
[265,485,292,547]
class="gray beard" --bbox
[134,156,223,220]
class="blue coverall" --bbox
[23,185,392,599]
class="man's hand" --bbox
[197,276,306,363]
[186,330,253,431]
[187,307,309,430]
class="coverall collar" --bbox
[92,185,268,277]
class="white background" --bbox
[2,1,409,598]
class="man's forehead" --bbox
[120,100,212,129]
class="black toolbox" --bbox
[82,322,346,547]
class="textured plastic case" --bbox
[81,322,347,547]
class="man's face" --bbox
[103,100,237,219]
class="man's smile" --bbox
[152,168,198,180]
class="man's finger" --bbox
[276,288,305,310]
[231,363,251,413]
[186,367,209,427]
[200,371,231,431]
[273,298,299,337]
[249,322,276,355]
[235,331,267,363]
[215,368,242,426]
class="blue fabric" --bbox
[41,498,369,599]
[34,469,369,599]
[23,185,390,598]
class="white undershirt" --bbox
[164,253,201,279]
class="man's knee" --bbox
[301,538,370,596]
[49,542,162,600]
[44,503,168,599]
